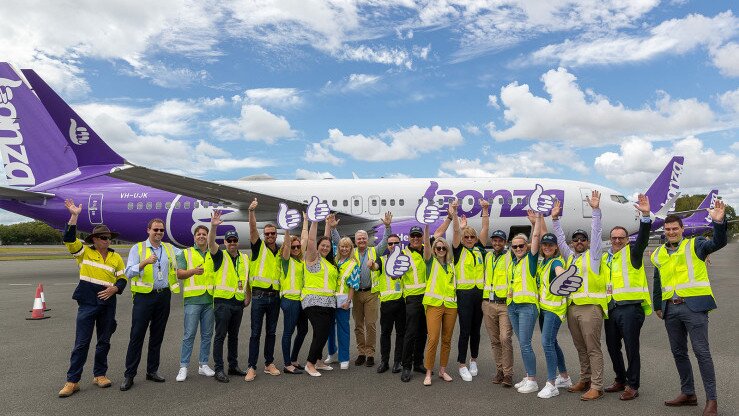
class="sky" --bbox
[1,0,737,224]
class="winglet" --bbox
[654,191,681,219]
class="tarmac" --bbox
[1,243,737,416]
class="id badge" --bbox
[395,281,401,292]
[157,269,164,281]
[489,292,495,301]
[606,283,613,296]
[507,288,513,299]
[238,281,244,291]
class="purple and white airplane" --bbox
[0,62,682,247]
[650,190,720,238]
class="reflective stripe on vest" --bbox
[401,249,426,294]
[603,246,651,315]
[456,246,485,289]
[131,242,180,293]
[213,251,247,300]
[251,241,280,289]
[80,275,114,287]
[538,256,567,319]
[337,259,357,296]
[484,251,510,299]
[301,257,337,298]
[378,255,403,301]
[183,248,210,295]
[280,257,303,298]
[651,238,712,299]
[423,258,457,307]
[508,255,537,304]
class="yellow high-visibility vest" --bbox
[651,238,712,301]
[130,242,180,294]
[422,258,457,308]
[601,247,652,315]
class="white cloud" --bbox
[529,11,737,67]
[324,125,464,161]
[135,100,203,135]
[336,45,413,68]
[440,142,588,177]
[384,172,411,179]
[719,88,739,113]
[487,95,500,109]
[296,169,336,180]
[210,104,296,143]
[463,124,482,135]
[303,143,344,166]
[244,88,303,109]
[347,74,381,91]
[324,73,382,94]
[594,136,739,202]
[490,67,718,145]
[711,42,739,77]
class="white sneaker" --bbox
[554,375,572,388]
[340,361,349,370]
[176,367,187,382]
[198,364,215,377]
[323,354,335,364]
[537,382,560,398]
[517,379,539,393]
[459,366,473,382]
[469,361,478,377]
[514,377,528,389]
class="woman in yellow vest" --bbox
[301,216,339,377]
[279,219,309,375]
[421,223,457,386]
[507,230,540,395]
[533,213,570,399]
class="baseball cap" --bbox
[490,230,507,241]
[541,233,557,244]
[409,226,423,236]
[224,230,239,241]
[571,229,588,240]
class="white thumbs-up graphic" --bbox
[415,197,440,224]
[527,184,554,213]
[549,265,583,296]
[307,196,330,222]
[385,246,411,278]
[277,202,301,230]
[69,118,90,145]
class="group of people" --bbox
[56,192,728,416]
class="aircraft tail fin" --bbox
[0,63,79,189]
[683,190,718,225]
[644,156,684,215]
[21,69,125,169]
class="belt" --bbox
[154,287,170,293]
[357,287,372,292]
[252,288,279,296]
[668,298,685,305]
[483,299,506,304]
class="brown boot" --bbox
[619,386,639,400]
[492,370,504,384]
[580,388,604,401]
[92,376,112,388]
[58,382,79,398]
[702,399,717,416]
[501,374,513,388]
[567,380,590,393]
[604,380,625,392]
[664,393,698,407]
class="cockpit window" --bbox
[610,195,628,204]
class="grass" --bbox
[0,245,132,261]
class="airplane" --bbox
[0,62,679,248]
[646,190,720,239]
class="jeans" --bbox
[401,294,427,369]
[508,302,537,377]
[305,306,334,364]
[247,291,281,369]
[539,310,567,382]
[456,288,483,364]
[664,302,717,400]
[280,298,308,366]
[124,290,171,378]
[604,303,645,389]
[328,307,351,362]
[66,302,117,382]
[180,303,214,367]
[213,300,244,372]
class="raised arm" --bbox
[589,191,603,271]
[280,229,292,260]
[248,198,259,244]
[376,212,392,254]
[423,224,432,261]
[632,193,652,266]
[479,198,490,246]
[208,210,222,255]
[300,212,309,253]
[64,199,82,243]
[450,199,461,248]
[550,199,573,260]
[531,211,543,256]
[305,218,320,265]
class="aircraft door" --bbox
[579,188,592,218]
[88,194,103,224]
[351,195,363,215]
[368,195,380,215]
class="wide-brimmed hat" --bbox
[84,225,119,244]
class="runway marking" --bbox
[9,283,32,286]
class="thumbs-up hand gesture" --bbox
[277,203,301,230]
[385,246,411,278]
[528,184,554,213]
[549,265,583,296]
[415,197,440,224]
[307,196,330,222]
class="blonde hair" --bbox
[338,237,354,260]
[289,235,303,261]
[512,233,529,244]
[432,236,453,264]
[462,226,478,238]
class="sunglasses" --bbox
[572,237,587,242]
[96,235,111,241]
[387,241,400,246]
[409,234,422,238]
[511,244,526,250]
[291,245,301,249]
[151,228,165,232]
[463,235,476,239]
[226,238,238,243]
[434,246,447,252]
[264,232,277,236]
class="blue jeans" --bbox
[327,308,351,362]
[280,298,308,365]
[248,291,280,369]
[539,310,567,381]
[508,302,537,377]
[67,302,117,382]
[180,303,214,367]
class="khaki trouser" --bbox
[352,291,379,357]
[424,305,458,370]
[482,300,514,376]
[567,303,605,390]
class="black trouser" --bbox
[380,298,406,365]
[213,299,244,372]
[401,294,427,369]
[456,287,483,364]
[305,306,334,364]
[604,303,645,389]
[124,289,170,378]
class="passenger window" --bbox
[175,202,181,209]
[390,199,395,206]
[343,200,349,207]
[155,202,162,209]
[127,202,133,210]
[146,202,152,210]
[165,202,171,209]
[194,201,200,208]
[203,201,209,207]
[184,201,190,209]
[498,197,504,204]
[136,202,143,210]
[399,199,404,206]
[371,200,377,207]
[353,199,359,207]
[332,200,337,207]
[381,199,387,206]
[467,198,473,205]
[517,198,522,204]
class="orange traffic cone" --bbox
[26,284,50,320]
[40,283,51,311]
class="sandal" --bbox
[423,375,432,386]
[283,366,304,375]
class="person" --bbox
[376,227,406,374]
[246,198,282,381]
[352,228,384,367]
[175,225,215,382]
[481,226,514,388]
[602,193,652,400]
[302,215,338,377]
[121,218,181,391]
[421,221,457,386]
[652,201,727,416]
[551,191,607,401]
[58,199,126,398]
[507,228,540,394]
[325,214,359,370]
[532,213,570,399]
[207,211,248,383]
[279,218,309,375]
